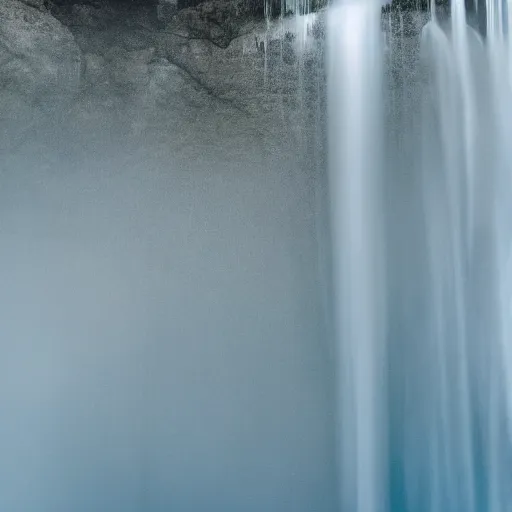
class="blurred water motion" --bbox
[328,0,512,510]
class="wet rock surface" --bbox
[0,0,80,99]
[1,0,325,152]
[58,0,323,144]
[0,0,81,145]
[1,0,439,157]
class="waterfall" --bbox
[328,1,386,511]
[328,0,512,510]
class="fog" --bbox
[0,90,336,510]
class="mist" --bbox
[0,46,336,511]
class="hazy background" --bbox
[0,84,336,510]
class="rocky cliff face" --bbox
[1,0,325,154]
[1,0,443,153]
[0,0,81,145]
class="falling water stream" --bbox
[328,0,512,510]
[328,2,386,511]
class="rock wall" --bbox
[0,0,81,146]
[1,0,444,156]
[1,0,326,154]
